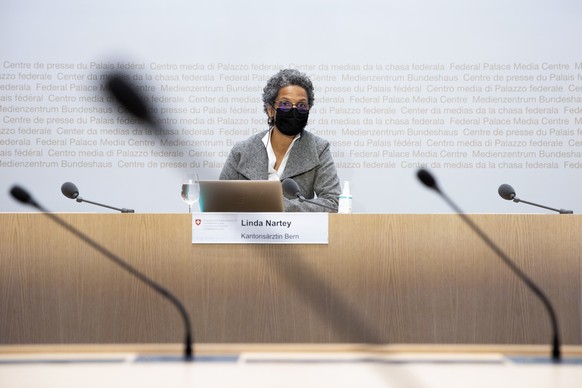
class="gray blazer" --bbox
[219,130,341,212]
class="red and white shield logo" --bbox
[195,219,202,226]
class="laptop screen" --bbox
[198,180,285,212]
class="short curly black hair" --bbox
[262,69,315,118]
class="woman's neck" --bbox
[270,127,294,153]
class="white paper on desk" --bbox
[191,213,328,244]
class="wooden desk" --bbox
[1,214,580,345]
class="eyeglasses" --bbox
[274,100,310,114]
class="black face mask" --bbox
[274,108,309,136]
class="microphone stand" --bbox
[10,186,193,360]
[512,197,573,214]
[76,196,135,213]
[441,191,561,361]
[417,170,561,362]
[282,178,337,212]
[295,195,337,212]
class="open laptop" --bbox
[198,180,285,212]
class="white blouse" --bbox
[261,128,301,181]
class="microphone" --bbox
[498,184,573,214]
[11,185,37,207]
[106,73,157,127]
[61,181,79,199]
[282,178,337,212]
[10,185,194,360]
[498,184,515,200]
[417,169,562,362]
[61,182,135,213]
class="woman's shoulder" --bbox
[302,130,330,149]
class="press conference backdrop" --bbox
[1,0,581,213]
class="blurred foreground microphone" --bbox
[61,182,135,213]
[106,73,157,127]
[498,183,573,214]
[282,178,336,212]
[417,169,561,362]
[11,185,194,360]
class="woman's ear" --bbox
[267,105,275,126]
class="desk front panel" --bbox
[1,214,580,345]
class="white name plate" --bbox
[191,213,329,244]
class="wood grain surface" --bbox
[1,213,580,345]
